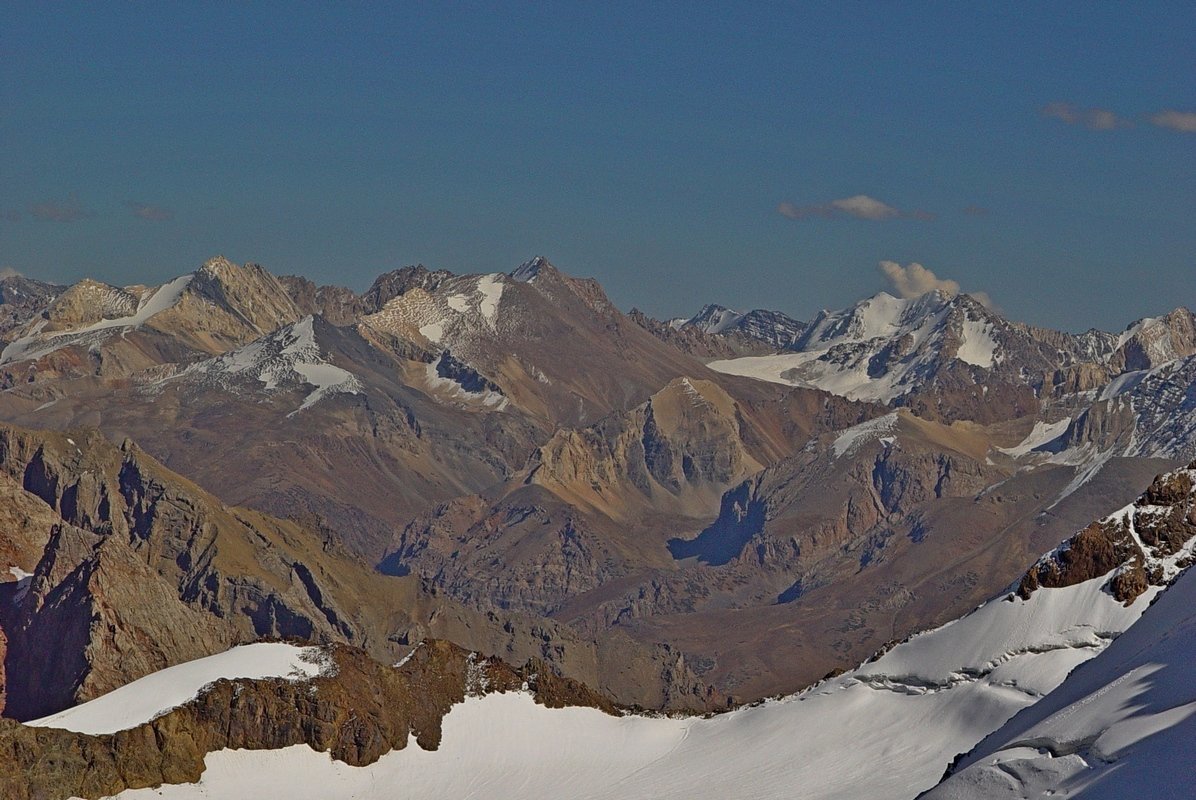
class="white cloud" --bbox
[1149,110,1196,133]
[777,195,934,222]
[830,195,901,220]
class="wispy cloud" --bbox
[30,195,90,222]
[778,194,935,222]
[1149,109,1196,133]
[962,205,989,217]
[0,209,20,222]
[1041,102,1130,131]
[127,201,174,221]
[878,260,994,308]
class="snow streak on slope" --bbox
[27,643,329,735]
[925,567,1196,800]
[187,316,363,414]
[69,274,194,336]
[106,577,1153,800]
[0,274,194,365]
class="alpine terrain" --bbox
[0,256,1193,799]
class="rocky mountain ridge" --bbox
[1,255,1193,709]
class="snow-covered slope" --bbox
[26,643,329,735]
[88,462,1196,800]
[101,542,1170,799]
[925,562,1196,799]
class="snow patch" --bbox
[997,419,1071,458]
[957,319,997,368]
[67,274,193,336]
[832,413,900,458]
[418,320,445,343]
[187,317,362,415]
[476,274,504,323]
[25,643,330,735]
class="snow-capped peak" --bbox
[186,316,363,415]
[686,304,745,335]
[510,256,552,283]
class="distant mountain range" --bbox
[0,254,1193,799]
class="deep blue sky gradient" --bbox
[1,2,1192,330]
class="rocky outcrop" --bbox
[277,275,367,326]
[0,640,617,800]
[0,275,63,336]
[1018,463,1196,604]
[40,279,140,332]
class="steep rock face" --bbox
[0,422,714,715]
[1094,352,1196,460]
[277,275,367,326]
[0,640,616,800]
[358,257,717,428]
[1112,307,1196,372]
[672,412,997,579]
[155,257,305,352]
[526,377,764,520]
[360,265,457,313]
[679,304,807,352]
[0,426,366,718]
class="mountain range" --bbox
[0,254,1193,798]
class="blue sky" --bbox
[1,2,1192,331]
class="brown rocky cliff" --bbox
[0,640,618,800]
[0,424,376,717]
